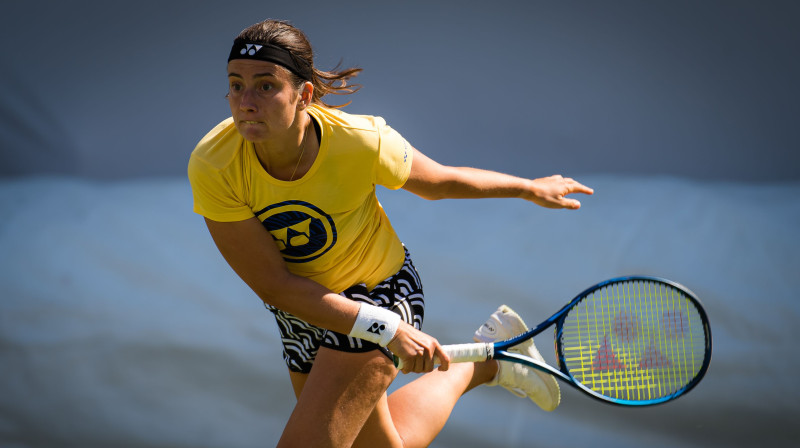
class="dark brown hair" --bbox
[235,19,362,108]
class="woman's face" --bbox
[226,59,302,143]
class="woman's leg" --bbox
[281,346,498,448]
[279,347,401,448]
[379,361,497,448]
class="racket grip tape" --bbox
[393,342,494,370]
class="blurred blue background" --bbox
[1,0,798,181]
[1,1,799,447]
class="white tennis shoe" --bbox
[474,305,561,412]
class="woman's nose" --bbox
[238,88,258,111]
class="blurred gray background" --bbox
[1,0,798,182]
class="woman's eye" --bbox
[260,84,272,91]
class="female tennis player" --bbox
[188,19,593,448]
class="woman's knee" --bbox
[280,349,399,447]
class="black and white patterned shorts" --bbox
[264,247,425,373]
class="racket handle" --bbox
[393,342,494,370]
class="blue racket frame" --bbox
[491,276,713,406]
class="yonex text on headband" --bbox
[228,38,313,81]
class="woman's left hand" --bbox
[388,322,450,374]
[525,175,594,209]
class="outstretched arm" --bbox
[203,217,449,373]
[402,148,593,209]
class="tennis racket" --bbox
[395,276,712,406]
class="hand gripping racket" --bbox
[395,276,712,406]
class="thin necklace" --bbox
[289,120,309,181]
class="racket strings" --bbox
[560,280,708,401]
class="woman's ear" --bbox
[299,81,314,108]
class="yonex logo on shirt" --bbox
[256,200,337,264]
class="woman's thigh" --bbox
[279,347,403,448]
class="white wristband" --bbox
[349,303,401,347]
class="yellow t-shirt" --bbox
[188,105,413,292]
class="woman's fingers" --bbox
[434,343,450,371]
[389,324,444,374]
[531,175,594,209]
